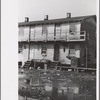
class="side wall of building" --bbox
[81,16,96,68]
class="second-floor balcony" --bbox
[67,31,86,42]
[18,31,86,42]
[19,36,29,42]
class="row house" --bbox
[18,13,96,71]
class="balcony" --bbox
[30,36,47,41]
[67,31,86,42]
[18,36,29,42]
[18,31,86,42]
[47,31,86,42]
[47,35,67,41]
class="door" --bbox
[54,43,59,61]
[30,45,35,60]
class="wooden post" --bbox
[68,87,73,100]
[54,24,56,40]
[44,63,47,70]
[86,46,88,69]
[25,96,27,100]
[28,26,31,60]
[71,57,78,72]
[34,62,36,69]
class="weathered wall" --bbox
[19,22,81,41]
[59,43,81,64]
[18,44,29,65]
[81,16,96,66]
[18,53,23,65]
[19,26,29,41]
[18,22,82,65]
[22,44,29,63]
[19,43,81,65]
[29,43,54,61]
[59,44,71,64]
[60,23,69,36]
[30,25,55,40]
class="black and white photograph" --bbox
[1,0,99,100]
[18,0,98,100]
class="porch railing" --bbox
[18,31,86,42]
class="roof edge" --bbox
[18,15,96,26]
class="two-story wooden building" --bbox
[18,13,96,71]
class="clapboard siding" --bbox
[81,17,96,65]
[18,15,96,68]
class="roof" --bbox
[18,15,96,26]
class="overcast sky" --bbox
[18,0,97,22]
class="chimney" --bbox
[44,15,48,20]
[67,13,71,18]
[25,17,29,22]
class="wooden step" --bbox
[23,61,31,68]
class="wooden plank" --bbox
[56,66,96,70]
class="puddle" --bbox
[19,70,96,100]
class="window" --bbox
[42,25,48,35]
[35,25,42,35]
[24,45,26,49]
[18,44,23,53]
[41,45,47,56]
[19,27,24,36]
[47,25,54,35]
[69,24,76,34]
[68,45,75,57]
[56,24,61,36]
[69,49,75,56]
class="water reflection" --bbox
[19,70,96,100]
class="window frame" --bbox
[41,45,47,56]
[68,45,76,57]
[69,23,76,34]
